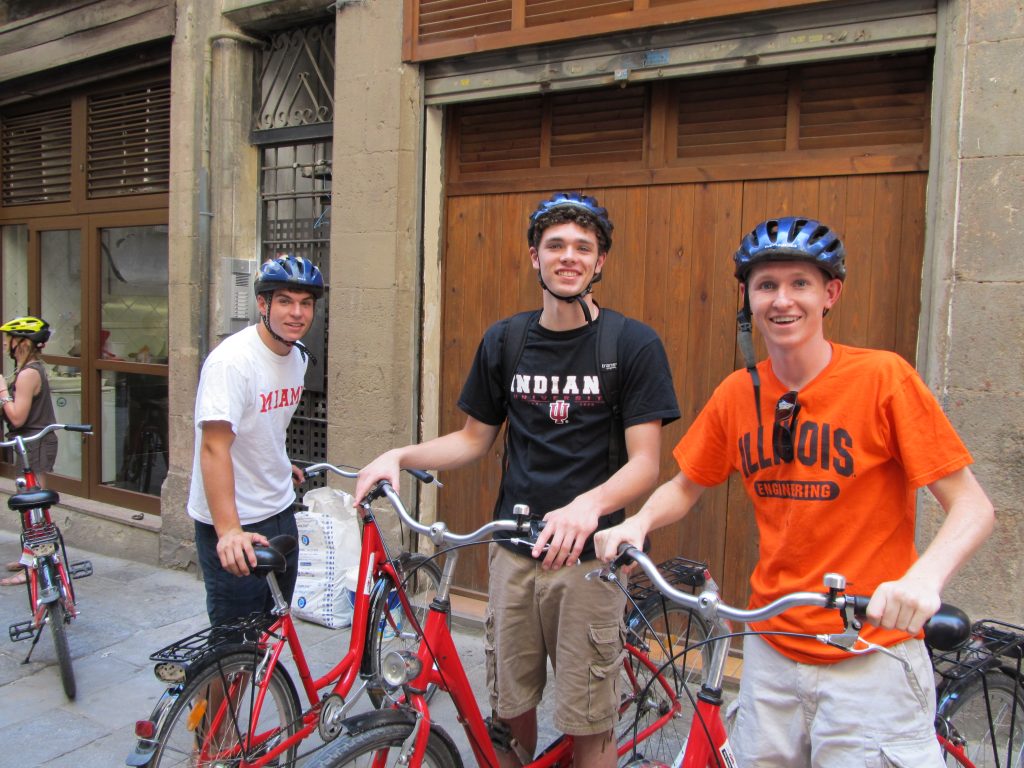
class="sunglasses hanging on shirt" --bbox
[773,391,801,463]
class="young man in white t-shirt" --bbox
[187,254,325,625]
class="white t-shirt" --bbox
[187,325,307,525]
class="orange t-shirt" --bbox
[674,344,972,663]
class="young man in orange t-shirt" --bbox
[595,217,995,767]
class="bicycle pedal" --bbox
[69,560,93,579]
[9,620,35,642]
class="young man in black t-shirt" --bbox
[356,193,679,767]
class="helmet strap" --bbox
[737,289,762,427]
[258,294,317,364]
[536,271,601,325]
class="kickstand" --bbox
[21,623,45,664]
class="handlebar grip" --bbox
[66,424,92,433]
[404,468,437,485]
[614,542,640,566]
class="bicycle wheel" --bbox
[940,669,1024,768]
[304,718,460,768]
[366,553,445,707]
[148,651,301,768]
[46,600,76,700]
[619,596,710,765]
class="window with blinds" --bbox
[447,53,931,189]
[0,75,170,210]
[406,0,838,61]
[87,81,171,198]
[0,105,73,207]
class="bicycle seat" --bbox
[7,489,59,511]
[924,603,972,651]
[252,534,297,575]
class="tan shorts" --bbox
[484,544,626,736]
[728,634,945,767]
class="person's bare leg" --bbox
[496,709,537,768]
[574,730,616,768]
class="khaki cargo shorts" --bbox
[484,544,626,736]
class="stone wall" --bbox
[328,1,425,547]
[161,0,262,572]
[918,0,1024,621]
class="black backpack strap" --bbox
[501,310,541,405]
[596,308,627,474]
[496,310,541,517]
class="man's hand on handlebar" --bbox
[532,497,602,570]
[593,518,647,565]
[866,575,942,635]
[355,450,404,504]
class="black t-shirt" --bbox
[458,310,680,558]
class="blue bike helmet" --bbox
[733,217,846,283]
[527,192,614,252]
[254,254,325,299]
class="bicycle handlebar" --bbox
[303,463,440,487]
[611,544,862,625]
[300,463,529,548]
[0,423,92,451]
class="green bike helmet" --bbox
[0,316,51,344]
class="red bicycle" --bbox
[126,463,447,768]
[298,484,697,768]
[3,422,93,700]
[590,545,973,768]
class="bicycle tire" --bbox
[46,600,76,700]
[366,553,446,708]
[939,669,1024,768]
[146,650,301,768]
[619,595,711,765]
[303,718,461,768]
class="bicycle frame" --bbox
[383,570,686,767]
[612,551,979,768]
[362,490,684,768]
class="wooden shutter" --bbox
[0,105,73,207]
[676,69,789,158]
[447,53,931,191]
[416,0,514,45]
[525,0,633,27]
[799,54,931,150]
[453,97,543,176]
[550,85,646,167]
[406,0,851,61]
[87,81,171,199]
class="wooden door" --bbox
[437,174,926,607]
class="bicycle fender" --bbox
[342,707,418,737]
[183,642,261,682]
[338,708,462,760]
[125,684,183,766]
[360,576,398,678]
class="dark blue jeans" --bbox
[194,508,299,626]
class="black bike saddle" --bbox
[251,534,297,575]
[7,489,59,511]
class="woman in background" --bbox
[0,316,58,586]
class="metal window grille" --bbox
[258,141,331,488]
[257,23,335,131]
[255,22,333,490]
